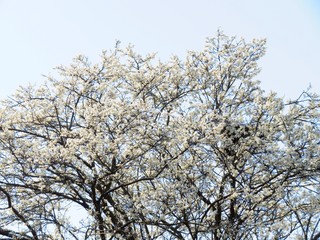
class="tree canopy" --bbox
[0,32,319,240]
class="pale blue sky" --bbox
[0,0,319,99]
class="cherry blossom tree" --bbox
[0,31,319,240]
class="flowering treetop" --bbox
[0,31,319,240]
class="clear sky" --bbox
[0,0,319,99]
